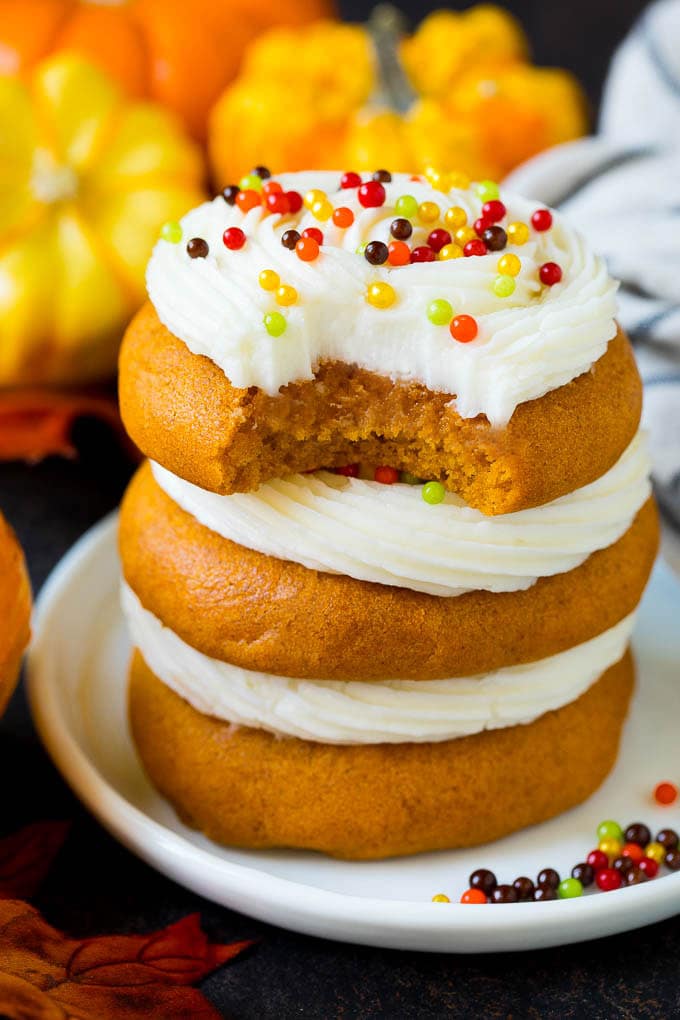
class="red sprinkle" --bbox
[640,857,660,879]
[302,227,324,245]
[474,216,493,236]
[295,236,320,262]
[460,888,488,905]
[427,228,452,253]
[450,314,478,343]
[222,226,246,250]
[388,240,411,266]
[374,466,399,484]
[334,464,360,477]
[333,206,354,228]
[586,849,609,872]
[540,261,563,285]
[286,190,303,213]
[595,868,622,892]
[341,171,362,189]
[236,189,261,213]
[266,191,290,214]
[358,181,386,208]
[410,245,436,263]
[531,208,553,231]
[655,781,678,805]
[482,200,506,223]
[263,181,283,195]
[464,239,487,257]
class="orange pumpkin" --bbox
[209,6,587,185]
[0,53,205,386]
[0,0,332,141]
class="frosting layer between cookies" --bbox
[150,431,650,597]
[122,583,634,744]
[146,171,618,425]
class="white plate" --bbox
[27,515,680,953]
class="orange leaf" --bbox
[0,899,253,1019]
[0,388,137,463]
[0,822,70,900]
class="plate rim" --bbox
[26,513,680,952]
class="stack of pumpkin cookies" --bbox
[118,170,657,860]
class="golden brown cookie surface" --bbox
[119,303,642,514]
[129,650,634,859]
[0,514,31,717]
[119,462,658,680]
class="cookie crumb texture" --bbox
[119,304,642,514]
[129,650,634,860]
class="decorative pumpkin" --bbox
[0,0,332,141]
[209,5,588,185]
[209,21,374,181]
[0,53,204,387]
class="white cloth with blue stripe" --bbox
[505,0,680,532]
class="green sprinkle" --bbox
[239,173,263,192]
[597,820,623,843]
[264,311,286,337]
[400,471,423,485]
[160,220,182,243]
[476,179,500,201]
[493,274,516,298]
[427,299,453,325]
[422,480,446,505]
[356,242,368,255]
[395,194,418,219]
[557,878,583,900]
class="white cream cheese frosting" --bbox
[146,170,618,426]
[150,431,650,597]
[122,583,635,745]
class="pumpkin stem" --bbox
[30,148,78,204]
[366,3,416,113]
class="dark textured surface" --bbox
[2,1,679,1016]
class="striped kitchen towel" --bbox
[505,0,680,532]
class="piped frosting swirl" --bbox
[151,431,650,597]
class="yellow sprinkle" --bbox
[431,893,451,903]
[258,269,280,291]
[645,842,666,865]
[304,188,325,210]
[312,198,333,222]
[507,221,529,245]
[425,169,451,192]
[448,171,470,190]
[454,226,476,246]
[276,284,298,306]
[439,243,463,260]
[599,837,623,862]
[444,206,467,230]
[418,201,440,224]
[498,253,521,277]
[366,281,396,309]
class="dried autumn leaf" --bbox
[0,900,253,1019]
[0,822,70,900]
[0,388,136,462]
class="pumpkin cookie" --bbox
[0,514,31,717]
[129,649,635,859]
[120,460,658,681]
